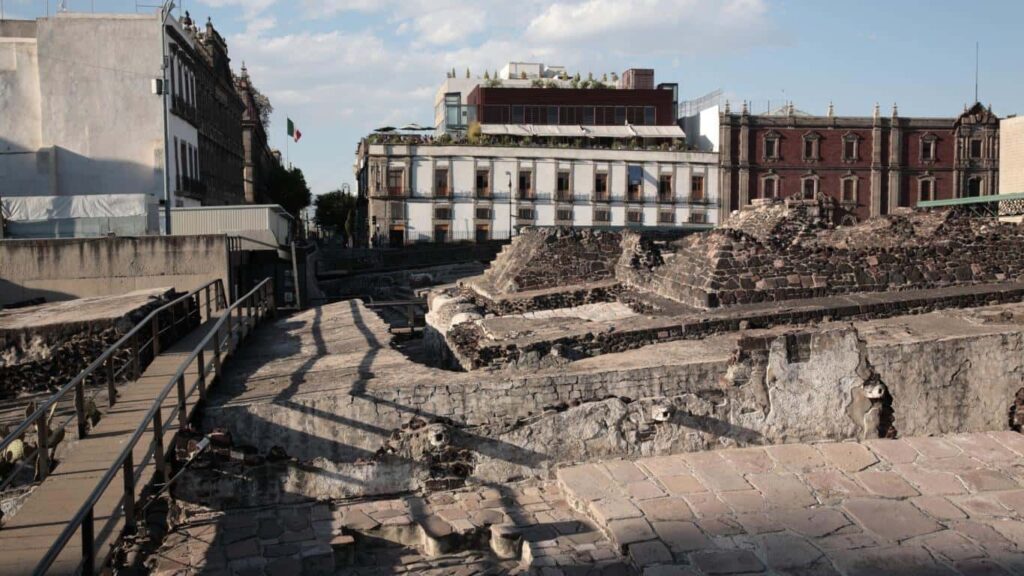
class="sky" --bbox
[6,0,1023,196]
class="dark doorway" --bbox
[967,178,982,197]
[389,227,405,247]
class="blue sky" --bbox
[7,0,1022,195]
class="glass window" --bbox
[970,139,982,159]
[765,137,779,160]
[627,165,644,200]
[434,169,448,197]
[444,93,461,129]
[920,179,934,202]
[518,171,532,197]
[595,172,608,194]
[691,176,705,200]
[582,107,595,125]
[843,138,857,161]
[511,106,524,123]
[547,106,558,125]
[475,170,490,196]
[842,178,855,202]
[614,106,626,125]
[659,174,673,200]
[763,178,776,199]
[922,139,936,160]
[802,178,816,198]
[644,107,656,125]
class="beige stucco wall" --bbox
[1001,116,1024,196]
[0,235,230,306]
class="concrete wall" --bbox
[0,234,230,306]
[1001,116,1024,195]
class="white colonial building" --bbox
[357,139,719,246]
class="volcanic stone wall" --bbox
[621,207,1024,309]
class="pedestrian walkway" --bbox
[558,432,1024,575]
[0,314,248,576]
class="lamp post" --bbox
[506,171,512,241]
[159,1,175,235]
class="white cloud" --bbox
[526,0,771,55]
[198,0,277,20]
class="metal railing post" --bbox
[205,285,212,321]
[152,315,161,355]
[35,412,50,481]
[212,325,223,383]
[106,357,117,407]
[176,375,187,432]
[122,452,136,534]
[196,349,207,400]
[152,407,166,483]
[75,380,87,439]
[226,311,234,352]
[81,507,96,576]
[132,332,142,380]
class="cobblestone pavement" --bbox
[152,481,630,575]
[557,431,1024,575]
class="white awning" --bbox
[480,124,686,139]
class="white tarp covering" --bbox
[480,124,686,139]
[1,194,149,222]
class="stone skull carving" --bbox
[651,404,675,423]
[863,381,887,400]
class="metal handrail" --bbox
[0,279,226,487]
[35,277,274,576]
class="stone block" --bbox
[817,442,878,472]
[842,498,942,541]
[637,497,694,522]
[606,518,656,548]
[689,549,765,574]
[855,471,920,498]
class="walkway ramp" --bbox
[0,279,275,575]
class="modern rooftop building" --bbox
[358,63,716,247]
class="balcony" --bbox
[657,192,675,204]
[475,188,491,200]
[176,176,206,199]
[627,189,644,203]
[517,190,535,201]
[555,190,572,202]
[593,191,611,203]
[434,186,451,199]
[171,95,197,124]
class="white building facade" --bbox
[363,142,719,245]
[0,12,199,237]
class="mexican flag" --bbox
[287,118,302,143]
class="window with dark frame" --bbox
[658,211,675,224]
[644,107,656,125]
[594,209,611,222]
[518,171,532,199]
[922,138,937,161]
[557,208,573,221]
[434,168,449,197]
[627,165,643,201]
[658,174,673,202]
[691,175,705,201]
[803,134,819,161]
[476,207,492,220]
[387,169,404,195]
[475,170,490,197]
[595,172,609,201]
[434,206,452,220]
[920,179,935,202]
[970,139,982,159]
[517,207,535,220]
[802,178,816,199]
[627,210,643,224]
[689,212,708,224]
[842,178,856,203]
[843,137,858,162]
[765,136,780,160]
[557,171,571,200]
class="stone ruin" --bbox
[0,289,175,399]
[138,200,1024,575]
[426,202,1024,371]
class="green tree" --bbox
[315,189,357,243]
[268,164,312,219]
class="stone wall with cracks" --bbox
[202,300,1024,496]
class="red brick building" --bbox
[719,102,1000,223]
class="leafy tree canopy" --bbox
[267,164,312,218]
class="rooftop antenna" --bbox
[974,41,979,104]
